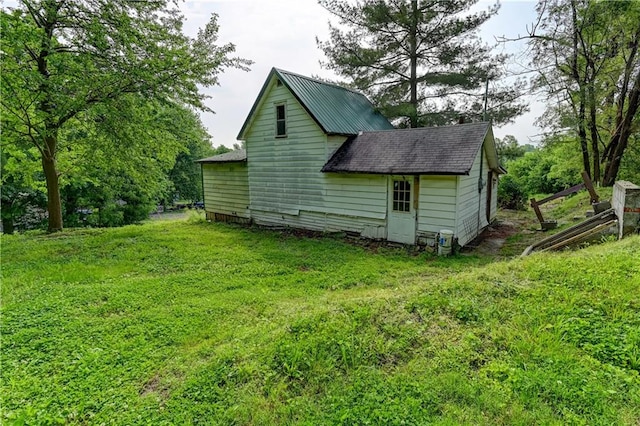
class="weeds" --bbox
[2,219,639,424]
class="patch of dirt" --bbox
[140,374,171,402]
[462,219,530,256]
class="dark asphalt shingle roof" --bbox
[322,122,491,175]
[238,68,393,139]
[196,149,246,163]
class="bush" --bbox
[498,175,526,210]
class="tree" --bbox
[495,135,526,164]
[0,2,251,232]
[0,144,47,233]
[317,0,527,128]
[527,0,640,185]
[56,95,209,226]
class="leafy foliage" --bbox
[527,0,640,185]
[318,0,527,127]
[0,1,251,231]
[497,175,526,210]
[495,135,534,165]
[501,136,583,199]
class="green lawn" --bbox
[2,216,639,425]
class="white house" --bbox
[198,68,503,247]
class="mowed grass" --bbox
[2,216,639,425]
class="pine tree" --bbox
[317,0,526,128]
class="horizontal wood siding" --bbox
[323,174,387,219]
[326,135,348,161]
[245,78,386,237]
[418,176,457,241]
[246,82,327,216]
[202,163,250,218]
[455,147,491,246]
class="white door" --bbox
[387,176,417,244]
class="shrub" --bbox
[498,175,526,210]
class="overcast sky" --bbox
[179,0,546,148]
[5,0,546,147]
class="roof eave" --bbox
[196,159,247,164]
[321,168,467,175]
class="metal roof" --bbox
[322,122,497,175]
[237,68,393,139]
[196,149,246,163]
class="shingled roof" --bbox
[237,68,393,139]
[322,122,497,175]
[196,149,246,163]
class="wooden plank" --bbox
[581,170,599,203]
[535,183,585,205]
[540,220,617,252]
[530,198,545,224]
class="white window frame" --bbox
[275,103,287,138]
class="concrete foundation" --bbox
[612,181,640,239]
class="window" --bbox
[392,180,411,212]
[275,104,286,137]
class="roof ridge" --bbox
[274,68,364,95]
[360,121,490,134]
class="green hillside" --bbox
[2,217,639,425]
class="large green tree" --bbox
[527,0,640,185]
[317,0,527,128]
[1,1,250,231]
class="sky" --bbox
[3,0,546,147]
[178,0,547,148]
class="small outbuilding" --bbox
[199,68,503,247]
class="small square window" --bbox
[276,104,286,137]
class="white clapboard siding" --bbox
[417,176,457,238]
[245,78,387,237]
[323,173,387,225]
[202,163,250,218]
[455,146,491,246]
[246,82,327,214]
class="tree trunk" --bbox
[601,84,639,185]
[42,134,63,232]
[577,95,591,177]
[602,32,640,186]
[409,0,418,128]
[570,0,591,177]
[587,82,600,183]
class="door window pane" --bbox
[392,180,410,212]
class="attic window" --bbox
[276,79,283,87]
[275,104,286,137]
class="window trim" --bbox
[275,103,287,138]
[392,179,411,213]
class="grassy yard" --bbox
[2,214,639,425]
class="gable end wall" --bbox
[244,80,387,237]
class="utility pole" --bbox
[483,78,489,121]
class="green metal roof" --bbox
[237,68,393,140]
